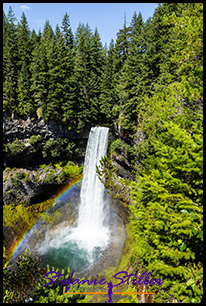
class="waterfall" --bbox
[70,126,110,257]
[37,126,111,268]
[78,126,109,231]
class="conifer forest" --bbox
[3,3,203,303]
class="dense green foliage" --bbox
[130,120,203,302]
[3,3,203,303]
[97,3,203,303]
[29,135,42,152]
[4,4,201,133]
[3,248,85,303]
[41,138,75,158]
[3,135,77,163]
[4,138,25,155]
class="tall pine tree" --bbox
[17,12,31,69]
[47,32,76,122]
[30,37,49,120]
[3,6,18,111]
[16,12,33,114]
[89,27,105,122]
[100,39,117,123]
[112,14,130,130]
[118,12,152,131]
[61,13,74,49]
[73,23,93,130]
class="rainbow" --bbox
[8,176,82,263]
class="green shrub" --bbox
[23,173,31,184]
[58,161,82,181]
[29,135,42,146]
[3,247,85,303]
[4,167,11,173]
[44,172,57,183]
[53,161,63,170]
[7,139,25,155]
[15,171,25,179]
[3,248,44,303]
[39,164,47,169]
[3,143,9,153]
[110,139,122,154]
[42,138,75,158]
[78,165,83,175]
[10,177,22,187]
[109,138,133,156]
[29,135,42,152]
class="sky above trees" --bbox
[3,3,158,47]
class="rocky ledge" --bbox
[3,111,89,143]
[3,164,82,206]
[3,111,90,168]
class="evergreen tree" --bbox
[89,27,105,122]
[30,29,37,52]
[3,49,17,111]
[42,20,54,40]
[54,24,61,43]
[114,14,130,71]
[3,6,18,111]
[42,20,54,63]
[47,32,76,121]
[4,6,18,59]
[74,23,93,130]
[3,11,8,83]
[117,12,148,131]
[148,3,184,88]
[16,12,33,114]
[61,12,74,49]
[166,3,203,113]
[17,12,31,69]
[3,11,7,47]
[17,60,34,114]
[74,51,91,130]
[130,119,203,303]
[148,3,164,82]
[112,15,130,130]
[30,21,56,120]
[100,39,117,122]
[36,28,42,43]
[30,38,49,119]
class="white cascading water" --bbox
[70,126,110,258]
[38,126,111,266]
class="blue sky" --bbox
[3,3,158,47]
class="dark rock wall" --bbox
[3,111,90,167]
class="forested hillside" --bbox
[3,3,203,303]
[3,3,202,133]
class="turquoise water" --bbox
[40,241,102,272]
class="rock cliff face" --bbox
[3,111,141,208]
[3,166,67,206]
[3,111,143,169]
[108,124,144,181]
[3,111,87,205]
[3,111,90,168]
[3,111,86,142]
